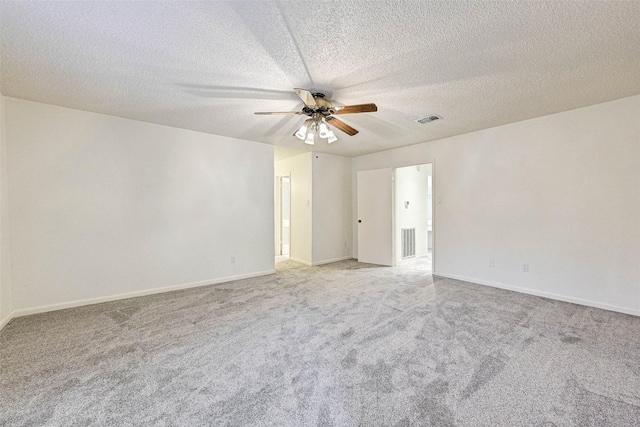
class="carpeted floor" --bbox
[1,259,640,426]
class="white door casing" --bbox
[281,176,290,255]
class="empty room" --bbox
[1,1,640,426]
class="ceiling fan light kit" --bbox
[297,115,337,145]
[255,88,377,145]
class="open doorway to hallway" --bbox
[395,163,433,270]
[275,175,290,263]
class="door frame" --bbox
[392,162,434,271]
[275,174,291,257]
[356,161,435,272]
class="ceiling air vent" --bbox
[415,114,442,124]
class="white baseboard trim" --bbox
[289,257,312,266]
[288,256,353,266]
[11,269,276,319]
[0,311,14,332]
[313,256,353,266]
[434,272,640,317]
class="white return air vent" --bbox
[415,114,442,124]
[401,228,416,259]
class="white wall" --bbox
[5,98,275,314]
[275,153,312,264]
[275,151,352,266]
[0,93,13,328]
[312,153,352,264]
[353,94,640,316]
[395,164,430,262]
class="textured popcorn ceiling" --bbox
[1,1,640,157]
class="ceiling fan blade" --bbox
[176,84,293,100]
[294,88,317,107]
[333,103,378,114]
[254,111,302,115]
[326,117,359,136]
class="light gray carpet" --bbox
[1,259,640,426]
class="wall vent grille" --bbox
[401,228,416,259]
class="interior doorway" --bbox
[275,175,291,261]
[394,163,433,270]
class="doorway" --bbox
[357,163,433,271]
[394,164,433,270]
[275,175,291,262]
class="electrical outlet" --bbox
[522,263,529,273]
[231,256,236,264]
[489,259,495,268]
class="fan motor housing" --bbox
[301,93,333,116]
[313,94,332,109]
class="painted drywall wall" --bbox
[312,153,352,264]
[275,151,352,265]
[5,98,275,314]
[275,152,312,264]
[353,94,640,315]
[395,164,431,262]
[0,93,12,328]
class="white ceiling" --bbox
[1,1,640,157]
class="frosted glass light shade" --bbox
[327,130,338,143]
[295,124,307,140]
[304,131,315,145]
[318,122,329,138]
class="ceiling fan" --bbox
[254,88,377,145]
